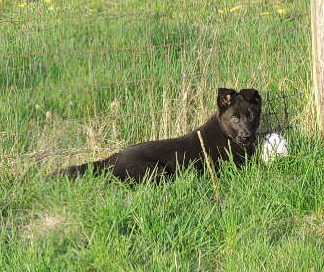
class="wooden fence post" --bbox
[311,0,324,135]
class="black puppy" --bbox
[53,88,262,182]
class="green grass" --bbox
[1,0,323,271]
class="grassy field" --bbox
[1,0,324,271]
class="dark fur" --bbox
[52,88,262,182]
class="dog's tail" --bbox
[50,153,118,179]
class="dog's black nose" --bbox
[242,132,253,141]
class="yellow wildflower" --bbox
[44,0,51,3]
[230,5,240,12]
[218,9,225,14]
[261,11,270,15]
[48,5,54,11]
[277,8,285,14]
[18,2,27,8]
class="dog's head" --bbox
[217,88,262,146]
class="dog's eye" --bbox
[231,116,239,123]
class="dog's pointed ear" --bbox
[217,88,237,110]
[240,89,262,106]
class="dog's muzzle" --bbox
[237,132,255,146]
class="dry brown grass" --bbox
[294,80,321,138]
[0,112,126,179]
[297,209,324,240]
[22,207,78,241]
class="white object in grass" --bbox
[262,133,289,162]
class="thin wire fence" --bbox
[0,0,311,162]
